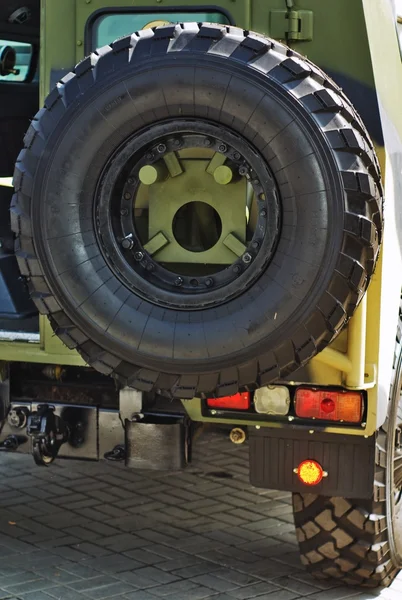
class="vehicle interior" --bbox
[0,1,39,341]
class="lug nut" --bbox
[175,277,183,287]
[204,139,212,146]
[218,143,227,153]
[124,192,131,200]
[127,178,134,184]
[260,209,267,218]
[120,208,128,216]
[233,152,241,160]
[157,143,166,153]
[173,139,181,147]
[205,278,213,287]
[242,253,252,264]
[146,152,154,160]
[121,237,134,250]
[134,251,144,261]
[251,241,259,249]
[190,279,199,287]
[233,264,241,274]
[146,263,155,272]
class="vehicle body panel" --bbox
[0,0,401,436]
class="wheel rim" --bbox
[95,119,281,310]
[386,342,402,564]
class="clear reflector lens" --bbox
[254,386,290,415]
[295,388,363,423]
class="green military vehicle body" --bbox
[0,0,401,588]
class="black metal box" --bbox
[125,415,190,471]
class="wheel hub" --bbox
[95,119,281,309]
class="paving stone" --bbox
[51,545,91,561]
[254,592,298,600]
[72,542,112,557]
[86,581,136,599]
[20,592,55,600]
[32,565,83,584]
[152,586,215,600]
[0,571,39,587]
[84,555,144,573]
[114,570,156,588]
[271,575,321,595]
[190,574,240,592]
[124,549,166,565]
[45,586,89,599]
[84,523,123,537]
[65,526,102,541]
[3,577,56,595]
[228,581,279,599]
[210,596,240,600]
[143,579,199,597]
[213,568,260,586]
[131,567,179,585]
[0,431,401,600]
[123,592,164,600]
[306,589,369,600]
[172,562,221,578]
[61,564,101,579]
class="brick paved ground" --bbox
[0,428,399,600]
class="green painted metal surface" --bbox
[0,0,390,438]
[289,0,374,88]
[146,157,247,264]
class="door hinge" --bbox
[270,9,314,42]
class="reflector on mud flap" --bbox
[293,459,328,486]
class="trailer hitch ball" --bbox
[230,427,247,444]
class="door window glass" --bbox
[91,11,230,49]
[0,40,33,82]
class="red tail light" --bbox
[207,392,250,410]
[295,388,363,423]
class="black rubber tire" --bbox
[11,23,383,398]
[292,299,402,588]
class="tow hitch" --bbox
[0,389,192,470]
[27,404,69,466]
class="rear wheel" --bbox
[12,24,382,398]
[293,301,402,587]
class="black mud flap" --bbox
[249,427,376,499]
[125,414,191,471]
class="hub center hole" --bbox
[172,201,222,253]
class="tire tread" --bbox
[11,23,383,395]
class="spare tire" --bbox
[11,23,383,398]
